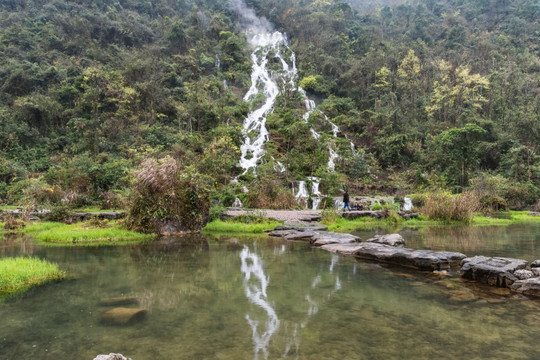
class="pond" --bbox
[0,224,539,360]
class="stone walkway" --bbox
[225,209,323,222]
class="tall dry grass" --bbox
[422,191,480,223]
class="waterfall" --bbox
[295,181,309,199]
[240,246,280,360]
[404,197,413,211]
[238,32,297,175]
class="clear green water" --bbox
[0,226,539,360]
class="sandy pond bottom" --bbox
[0,225,539,360]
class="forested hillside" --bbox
[0,0,538,210]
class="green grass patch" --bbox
[326,211,540,232]
[202,219,281,234]
[0,257,65,299]
[0,205,19,211]
[472,211,540,225]
[23,221,154,246]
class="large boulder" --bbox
[511,277,540,298]
[366,234,405,247]
[353,242,466,271]
[461,256,528,287]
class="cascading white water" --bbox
[404,197,413,211]
[238,32,297,175]
[240,246,280,360]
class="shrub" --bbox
[45,205,71,222]
[422,191,479,223]
[503,183,539,210]
[99,191,127,210]
[409,193,427,208]
[372,204,383,211]
[126,157,212,235]
[479,195,508,212]
[321,207,340,225]
[247,177,296,209]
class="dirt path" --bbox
[225,209,322,222]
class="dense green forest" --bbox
[0,0,538,210]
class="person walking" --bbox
[343,191,351,211]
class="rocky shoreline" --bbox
[269,222,540,299]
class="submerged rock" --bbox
[101,307,147,325]
[511,277,540,297]
[366,234,405,247]
[93,354,132,360]
[98,297,139,307]
[461,256,528,287]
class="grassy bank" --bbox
[0,257,65,299]
[202,219,281,234]
[326,211,540,232]
[23,221,154,246]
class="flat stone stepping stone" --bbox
[320,243,364,255]
[353,243,466,271]
[366,234,405,247]
[511,277,540,298]
[284,231,318,241]
[98,297,139,307]
[341,211,383,220]
[461,256,528,287]
[311,232,361,246]
[101,307,147,325]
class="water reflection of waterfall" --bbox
[240,243,345,359]
[240,246,280,360]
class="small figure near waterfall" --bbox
[343,191,351,211]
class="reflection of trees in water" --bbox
[416,225,537,258]
[241,245,344,359]
[130,235,211,312]
[0,235,36,257]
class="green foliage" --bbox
[28,221,152,245]
[44,205,70,222]
[0,0,538,207]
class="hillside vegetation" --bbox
[0,0,538,210]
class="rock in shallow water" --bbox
[366,234,405,247]
[514,269,535,280]
[352,243,466,271]
[101,307,147,325]
[93,354,131,360]
[461,256,528,287]
[511,277,540,297]
[98,297,139,307]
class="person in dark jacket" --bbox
[343,191,351,211]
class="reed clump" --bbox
[422,191,479,223]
